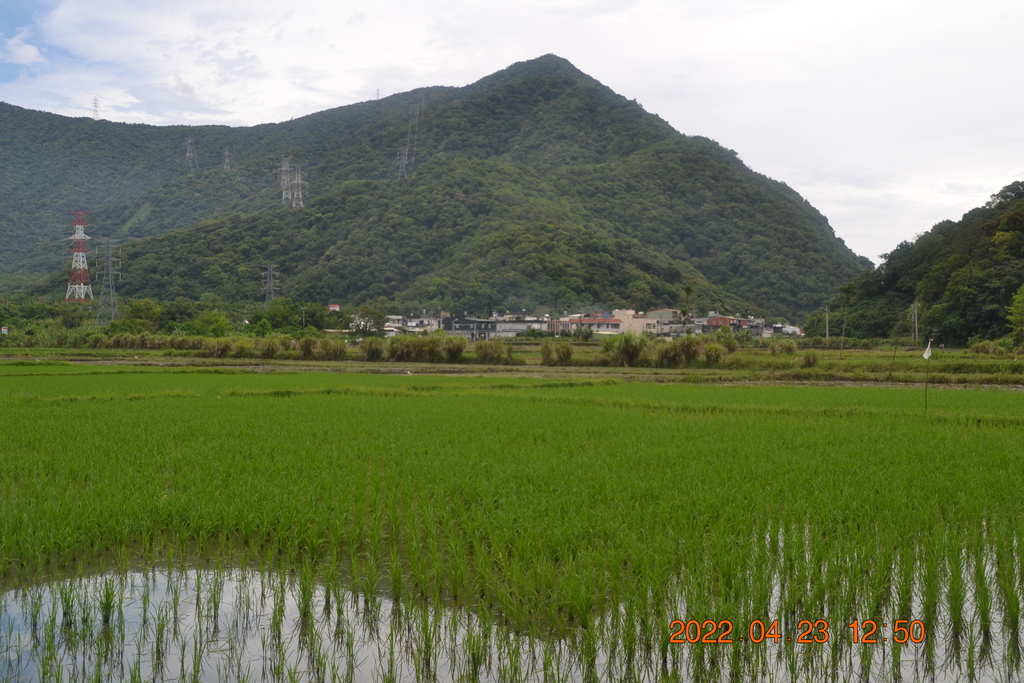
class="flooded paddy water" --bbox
[2,563,1023,682]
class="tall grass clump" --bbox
[654,334,707,368]
[314,337,347,361]
[703,341,725,365]
[231,338,256,359]
[439,334,467,363]
[716,327,739,353]
[601,332,650,367]
[541,339,574,366]
[473,339,516,365]
[255,337,282,359]
[360,337,385,362]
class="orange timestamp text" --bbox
[668,619,926,645]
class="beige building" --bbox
[613,309,658,335]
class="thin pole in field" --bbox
[889,337,899,380]
[923,338,932,415]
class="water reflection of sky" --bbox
[1,566,1021,682]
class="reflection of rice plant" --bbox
[99,575,118,627]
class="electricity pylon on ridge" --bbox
[280,157,293,204]
[95,241,120,325]
[279,157,305,208]
[262,265,280,305]
[291,164,305,208]
[396,148,408,179]
[65,212,93,301]
[223,147,232,172]
[186,137,200,175]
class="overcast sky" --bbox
[2,0,1022,264]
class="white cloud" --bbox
[2,27,44,65]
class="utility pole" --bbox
[262,265,280,306]
[65,212,93,301]
[95,240,120,325]
[825,305,829,346]
[186,137,200,175]
[912,301,919,344]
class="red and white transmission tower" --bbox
[65,211,94,301]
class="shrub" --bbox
[232,338,256,359]
[360,337,385,362]
[541,339,555,365]
[474,339,515,365]
[439,335,466,363]
[256,338,281,359]
[779,339,797,355]
[315,337,347,361]
[601,332,650,367]
[703,342,725,366]
[554,341,573,365]
[801,351,819,368]
[297,336,317,360]
[201,338,232,358]
[677,335,703,365]
[971,340,999,355]
[716,328,739,353]
[654,340,682,368]
[542,339,574,365]
[385,335,414,362]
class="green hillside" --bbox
[804,182,1024,344]
[1,55,868,319]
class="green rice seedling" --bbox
[995,534,1020,637]
[298,561,315,631]
[58,581,75,631]
[99,575,117,628]
[973,538,993,644]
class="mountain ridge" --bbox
[0,54,868,320]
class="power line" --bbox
[95,240,120,325]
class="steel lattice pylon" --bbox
[65,211,93,301]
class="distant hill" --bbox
[803,182,1024,344]
[0,55,869,320]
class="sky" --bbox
[2,0,1023,265]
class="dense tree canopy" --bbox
[804,183,1024,344]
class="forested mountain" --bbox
[804,182,1024,344]
[1,55,869,319]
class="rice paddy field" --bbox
[2,360,1024,681]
